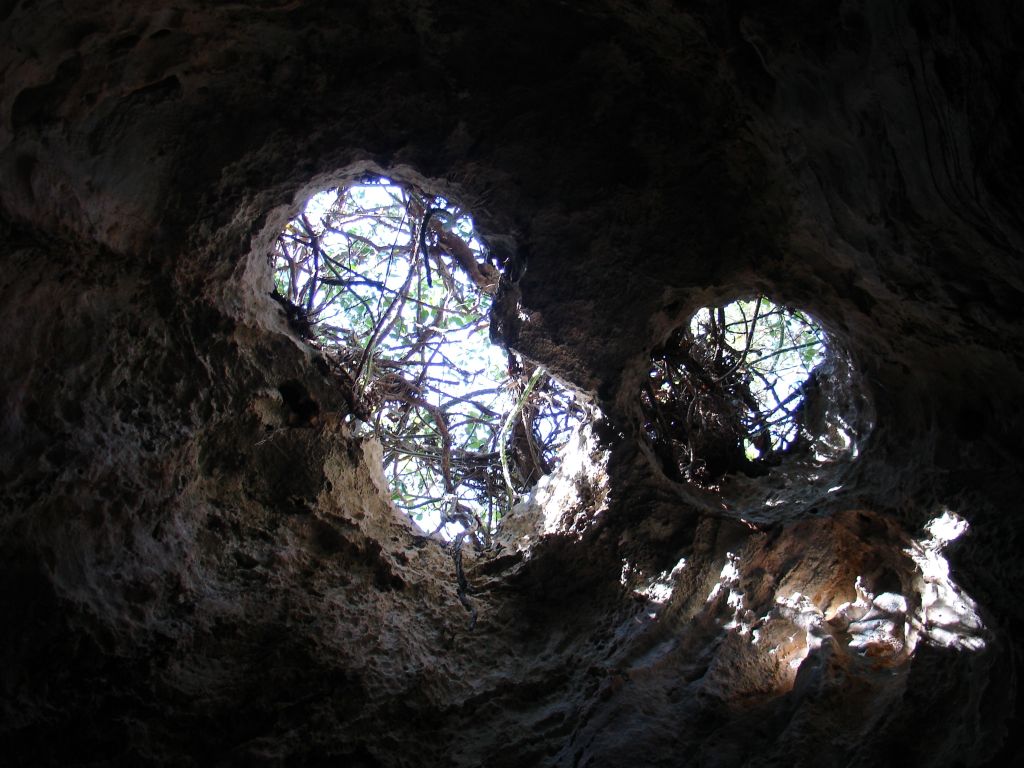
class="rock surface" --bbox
[1,1,1022,765]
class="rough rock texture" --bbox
[2,1,1023,765]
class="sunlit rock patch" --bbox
[497,416,611,546]
[618,508,987,705]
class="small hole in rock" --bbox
[641,296,863,486]
[278,379,320,425]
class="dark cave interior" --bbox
[2,2,1024,766]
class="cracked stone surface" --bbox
[2,1,1022,765]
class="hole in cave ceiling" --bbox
[641,296,865,487]
[270,176,592,542]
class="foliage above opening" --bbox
[271,178,585,541]
[641,297,859,486]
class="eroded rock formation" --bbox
[2,1,1022,765]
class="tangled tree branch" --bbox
[641,298,834,485]
[271,180,584,542]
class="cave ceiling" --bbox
[2,1,1023,766]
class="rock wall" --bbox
[2,1,1022,765]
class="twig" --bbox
[450,531,477,630]
[713,296,763,383]
[499,366,545,506]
